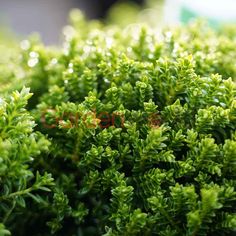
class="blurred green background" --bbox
[0,0,235,45]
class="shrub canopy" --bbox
[0,10,236,236]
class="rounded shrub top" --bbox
[0,10,236,236]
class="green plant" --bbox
[0,10,236,236]
[0,88,54,235]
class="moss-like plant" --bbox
[0,10,236,236]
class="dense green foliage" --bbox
[0,10,236,236]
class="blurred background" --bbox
[0,0,144,44]
[0,0,236,45]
